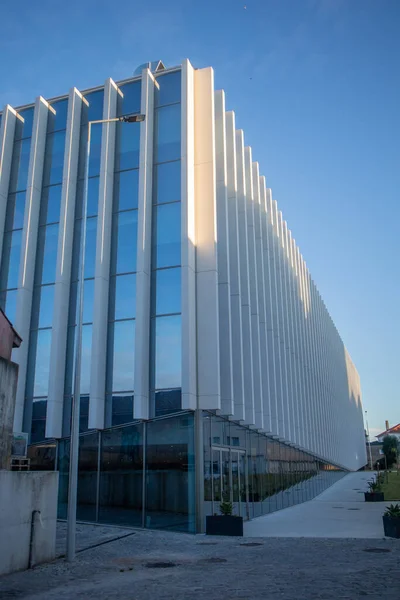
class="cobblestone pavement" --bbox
[1,524,399,600]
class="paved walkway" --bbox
[244,471,388,538]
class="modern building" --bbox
[0,59,367,532]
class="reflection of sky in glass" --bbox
[6,191,25,231]
[0,230,22,290]
[155,70,181,107]
[155,315,181,389]
[38,284,55,328]
[84,217,97,279]
[12,139,31,192]
[155,104,181,164]
[114,169,138,212]
[33,329,52,397]
[1,289,17,324]
[153,203,181,269]
[115,123,140,171]
[88,125,102,177]
[15,106,34,140]
[111,320,135,391]
[80,324,92,394]
[40,223,59,284]
[83,279,95,324]
[154,268,181,316]
[48,98,68,132]
[41,184,62,225]
[118,81,141,116]
[114,274,136,320]
[155,161,181,204]
[115,210,138,274]
[45,130,66,185]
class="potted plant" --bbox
[206,489,243,536]
[364,478,384,502]
[383,504,400,538]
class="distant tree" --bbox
[382,435,399,468]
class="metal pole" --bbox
[66,120,92,561]
[365,411,373,471]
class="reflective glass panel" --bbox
[0,290,17,324]
[83,279,95,324]
[37,224,59,285]
[153,202,181,268]
[115,122,140,171]
[77,432,99,522]
[31,399,47,444]
[40,185,62,225]
[84,90,104,122]
[108,320,135,392]
[88,124,102,177]
[111,274,136,320]
[37,284,55,328]
[15,107,34,140]
[154,389,181,417]
[154,161,181,204]
[0,229,22,290]
[43,130,66,185]
[146,413,195,532]
[48,98,68,132]
[153,267,181,315]
[99,423,143,527]
[110,394,134,427]
[76,177,99,219]
[32,329,52,397]
[5,191,25,231]
[118,81,141,116]
[155,70,181,107]
[10,138,31,192]
[114,169,139,212]
[155,104,181,164]
[84,217,97,279]
[154,315,181,389]
[113,210,138,274]
[80,324,92,395]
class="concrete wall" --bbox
[0,471,58,575]
[0,356,18,469]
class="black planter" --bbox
[383,516,400,538]
[206,515,243,537]
[364,492,385,502]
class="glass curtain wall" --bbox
[0,106,34,324]
[106,79,141,427]
[203,411,346,521]
[51,411,195,532]
[150,71,182,417]
[25,99,68,442]
[63,90,104,436]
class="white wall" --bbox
[0,471,58,575]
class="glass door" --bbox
[211,447,249,519]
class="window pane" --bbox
[15,107,34,140]
[81,324,92,395]
[108,320,135,392]
[48,98,68,132]
[114,169,138,212]
[10,138,31,192]
[155,70,181,107]
[99,423,143,526]
[33,329,52,397]
[38,284,55,328]
[155,104,181,164]
[110,393,134,427]
[40,185,62,225]
[76,177,99,219]
[31,399,47,444]
[77,432,99,521]
[153,202,181,269]
[84,90,104,122]
[110,274,136,321]
[88,124,102,177]
[113,210,138,274]
[154,389,181,417]
[154,315,181,389]
[83,279,95,324]
[84,217,97,279]
[0,289,17,324]
[118,81,141,116]
[37,224,59,285]
[5,191,25,231]
[154,161,180,205]
[0,229,21,290]
[115,122,140,171]
[43,131,66,186]
[153,267,181,316]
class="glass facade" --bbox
[150,70,182,418]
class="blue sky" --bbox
[1,0,399,438]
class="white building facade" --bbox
[0,60,366,532]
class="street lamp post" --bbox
[66,113,145,562]
[365,410,373,471]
